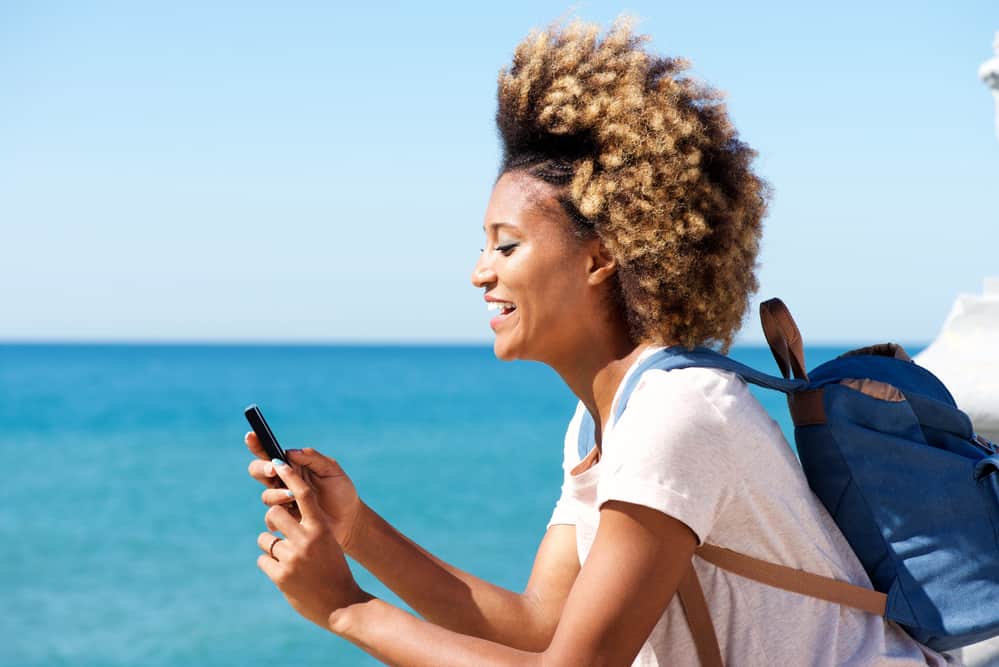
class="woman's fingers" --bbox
[287,447,345,478]
[257,531,290,560]
[261,486,297,506]
[248,458,279,483]
[266,504,304,538]
[245,431,271,460]
[270,459,321,523]
[246,436,281,490]
[257,553,283,582]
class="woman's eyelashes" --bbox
[478,242,520,256]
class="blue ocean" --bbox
[2,343,923,666]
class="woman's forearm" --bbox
[329,596,545,667]
[346,502,556,650]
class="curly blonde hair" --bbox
[496,17,768,352]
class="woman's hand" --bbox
[256,459,371,629]
[246,434,365,550]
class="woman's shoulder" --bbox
[621,365,757,429]
[610,364,791,477]
[604,365,755,470]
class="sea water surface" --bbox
[1,343,922,666]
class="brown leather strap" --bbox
[788,389,826,426]
[696,544,887,616]
[759,298,808,381]
[840,343,911,362]
[677,564,724,667]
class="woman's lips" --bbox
[490,306,517,331]
[486,298,516,331]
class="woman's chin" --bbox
[492,334,524,361]
[490,314,520,360]
[492,338,516,361]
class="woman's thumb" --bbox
[287,447,345,478]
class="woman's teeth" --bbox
[487,302,516,312]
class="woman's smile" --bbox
[485,296,518,330]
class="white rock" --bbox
[915,278,999,441]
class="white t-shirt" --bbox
[548,347,953,666]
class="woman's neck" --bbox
[551,337,651,450]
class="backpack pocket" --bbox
[904,392,986,460]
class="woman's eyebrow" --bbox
[482,221,519,232]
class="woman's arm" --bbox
[348,505,580,651]
[326,500,698,667]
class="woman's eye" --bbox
[496,242,518,255]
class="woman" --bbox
[246,18,949,666]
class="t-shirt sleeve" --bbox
[547,402,586,529]
[596,368,737,544]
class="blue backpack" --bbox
[602,298,999,659]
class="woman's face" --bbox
[471,171,606,363]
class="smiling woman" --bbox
[245,16,951,667]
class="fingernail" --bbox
[285,489,295,498]
[272,458,287,467]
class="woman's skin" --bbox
[247,170,699,666]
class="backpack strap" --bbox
[576,347,806,459]
[759,298,809,381]
[677,546,889,666]
[695,545,887,616]
[677,564,725,667]
[611,347,806,423]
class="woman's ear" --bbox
[586,239,617,286]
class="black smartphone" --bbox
[244,404,289,464]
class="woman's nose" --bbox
[471,254,496,288]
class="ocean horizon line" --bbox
[0,338,931,349]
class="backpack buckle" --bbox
[972,434,998,454]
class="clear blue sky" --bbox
[3,1,997,344]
